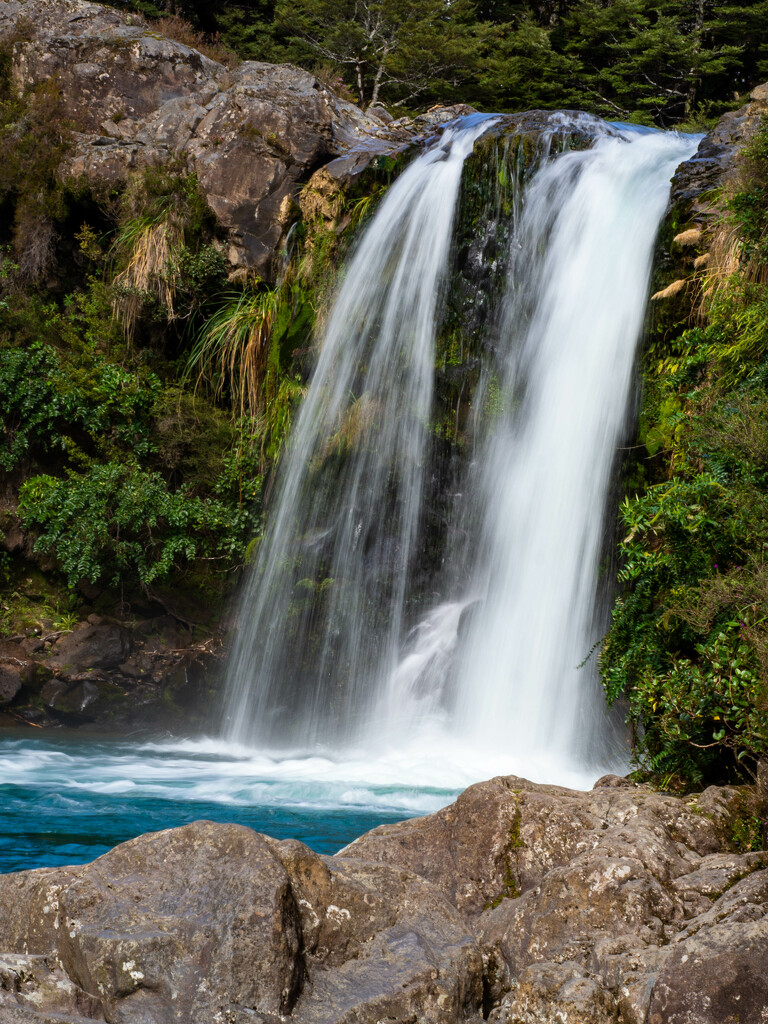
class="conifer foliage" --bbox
[119,0,768,126]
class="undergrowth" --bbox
[600,118,768,788]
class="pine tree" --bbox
[562,0,742,124]
[273,0,479,109]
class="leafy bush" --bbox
[601,122,768,786]
[0,342,163,470]
[18,462,257,588]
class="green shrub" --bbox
[18,462,256,588]
[0,342,160,470]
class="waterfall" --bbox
[224,116,698,787]
[224,115,497,746]
[446,129,698,778]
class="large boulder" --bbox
[47,623,132,678]
[0,639,48,704]
[0,0,417,275]
[0,822,484,1023]
[340,774,733,915]
[0,823,304,1022]
[342,774,767,1023]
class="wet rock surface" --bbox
[0,613,224,731]
[0,775,764,1023]
[670,83,768,211]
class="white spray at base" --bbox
[223,123,699,800]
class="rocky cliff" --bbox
[0,0,428,276]
[0,773,764,1023]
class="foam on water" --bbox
[0,728,466,872]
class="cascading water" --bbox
[224,116,498,746]
[446,129,698,779]
[222,117,699,789]
[2,117,703,873]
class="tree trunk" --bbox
[685,0,706,118]
[356,60,366,108]
[370,59,387,108]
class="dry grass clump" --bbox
[673,227,702,247]
[651,278,687,301]
[701,220,741,292]
[112,211,184,342]
[151,15,238,67]
[696,217,768,321]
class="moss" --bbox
[485,801,526,909]
[730,806,765,853]
[0,557,84,640]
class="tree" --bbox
[562,0,742,125]
[274,0,479,109]
[476,17,577,111]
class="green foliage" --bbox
[18,462,255,588]
[0,341,160,471]
[601,122,768,786]
[0,72,73,280]
[559,0,741,125]
[271,0,479,109]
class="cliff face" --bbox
[0,0,422,275]
[0,773,764,1023]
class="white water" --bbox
[222,121,699,796]
[225,116,497,746]
[446,129,698,778]
[0,734,456,816]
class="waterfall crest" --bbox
[224,117,698,787]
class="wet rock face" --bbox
[670,83,768,213]
[1,613,224,731]
[0,775,764,1023]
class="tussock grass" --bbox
[187,289,279,418]
[112,208,184,341]
[673,227,702,246]
[651,278,687,301]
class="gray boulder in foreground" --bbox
[0,774,765,1023]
